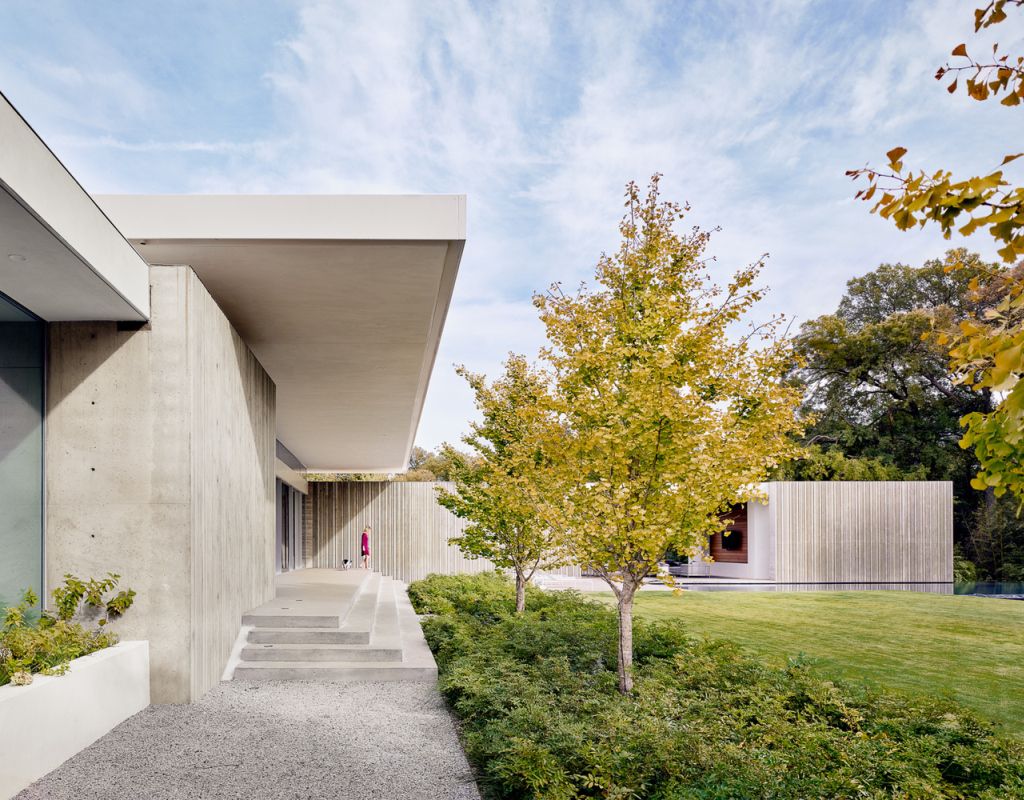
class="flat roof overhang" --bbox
[0,93,149,320]
[95,194,466,473]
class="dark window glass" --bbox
[721,529,742,551]
[0,293,44,608]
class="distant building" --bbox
[0,91,465,704]
[699,481,953,584]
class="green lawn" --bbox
[595,590,1024,735]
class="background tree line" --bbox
[305,445,472,483]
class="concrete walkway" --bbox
[17,680,480,799]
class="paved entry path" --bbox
[18,681,480,800]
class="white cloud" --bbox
[251,0,1024,448]
[4,0,1023,450]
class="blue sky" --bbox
[2,0,1022,451]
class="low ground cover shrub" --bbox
[1,573,136,687]
[411,573,1024,799]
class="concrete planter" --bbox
[0,640,149,799]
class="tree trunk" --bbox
[515,570,527,614]
[616,582,637,694]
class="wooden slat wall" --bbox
[187,269,276,701]
[308,481,581,583]
[309,481,491,583]
[770,481,953,583]
[302,491,313,569]
[710,507,749,564]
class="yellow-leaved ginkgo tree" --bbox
[437,355,566,613]
[535,176,804,694]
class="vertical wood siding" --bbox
[308,481,493,583]
[770,481,953,583]
[302,492,314,569]
[308,481,581,583]
[187,270,276,701]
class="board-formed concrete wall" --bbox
[769,481,953,583]
[308,481,492,583]
[186,269,276,700]
[46,266,276,703]
[307,481,581,583]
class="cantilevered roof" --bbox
[95,194,465,473]
[0,92,149,320]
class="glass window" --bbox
[0,292,43,609]
[721,529,743,551]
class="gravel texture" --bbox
[18,681,480,800]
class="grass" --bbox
[592,589,1024,735]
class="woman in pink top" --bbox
[361,526,371,570]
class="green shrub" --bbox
[954,551,980,584]
[1,573,136,687]
[412,573,1024,799]
[409,572,526,619]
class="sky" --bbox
[1,0,1022,452]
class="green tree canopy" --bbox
[786,250,1024,579]
[537,176,803,692]
[436,356,564,612]
[789,251,992,492]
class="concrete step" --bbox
[232,661,437,682]
[338,572,382,635]
[240,643,403,662]
[228,569,440,684]
[394,580,439,672]
[242,569,371,629]
[247,627,369,645]
[368,576,400,646]
[240,612,340,628]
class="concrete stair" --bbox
[230,568,437,682]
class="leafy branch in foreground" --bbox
[848,1,1024,508]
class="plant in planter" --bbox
[1,573,136,687]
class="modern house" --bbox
[0,91,465,705]
[0,89,955,713]
[700,481,953,584]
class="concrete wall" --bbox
[46,266,276,703]
[769,481,953,583]
[308,481,491,583]
[186,270,276,700]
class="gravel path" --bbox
[18,681,480,800]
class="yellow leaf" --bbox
[886,146,907,165]
[952,43,968,57]
[994,343,1023,376]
